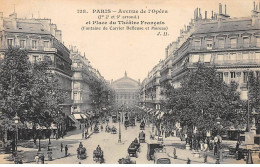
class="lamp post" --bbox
[215,116,221,164]
[251,108,258,134]
[118,109,122,143]
[14,113,19,152]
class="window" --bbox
[217,72,223,80]
[256,52,260,60]
[243,37,249,48]
[194,40,201,50]
[256,37,260,47]
[218,38,225,49]
[216,54,224,61]
[243,72,248,83]
[206,40,213,50]
[20,40,25,48]
[204,54,211,63]
[230,38,237,48]
[230,72,236,78]
[190,54,200,62]
[242,53,249,60]
[32,40,37,49]
[229,53,237,61]
[7,39,13,47]
[32,55,39,63]
[44,41,49,48]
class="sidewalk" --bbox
[162,136,259,164]
[1,128,89,164]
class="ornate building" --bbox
[111,72,140,108]
[0,12,73,115]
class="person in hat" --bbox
[65,145,68,157]
[61,142,63,152]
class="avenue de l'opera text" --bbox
[78,9,169,36]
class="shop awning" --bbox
[73,114,82,120]
[68,115,78,123]
[81,114,87,119]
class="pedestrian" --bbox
[65,145,68,157]
[35,154,39,164]
[185,133,188,144]
[61,142,63,152]
[40,153,45,164]
[200,140,204,151]
[214,142,217,156]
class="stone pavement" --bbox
[161,135,259,164]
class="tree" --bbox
[0,48,32,129]
[0,47,67,145]
[163,64,246,135]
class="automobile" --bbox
[154,148,171,164]
[147,143,164,160]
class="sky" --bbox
[0,0,255,82]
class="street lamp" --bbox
[118,109,122,143]
[215,116,221,164]
[14,113,19,152]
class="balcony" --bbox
[214,59,260,66]
[153,82,160,87]
[190,42,260,53]
[73,100,84,104]
[71,66,83,72]
[160,74,172,83]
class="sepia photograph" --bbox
[0,0,260,165]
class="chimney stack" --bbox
[219,3,222,14]
[254,1,256,10]
[212,10,214,19]
[205,11,207,20]
[225,4,227,15]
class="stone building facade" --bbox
[0,12,73,115]
[111,72,140,108]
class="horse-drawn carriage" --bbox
[105,125,111,133]
[129,118,135,126]
[118,157,136,164]
[139,131,146,143]
[112,115,117,123]
[127,138,140,157]
[140,122,145,130]
[77,144,87,160]
[111,126,117,134]
[93,146,104,163]
[94,125,99,133]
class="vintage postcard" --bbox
[0,0,259,165]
